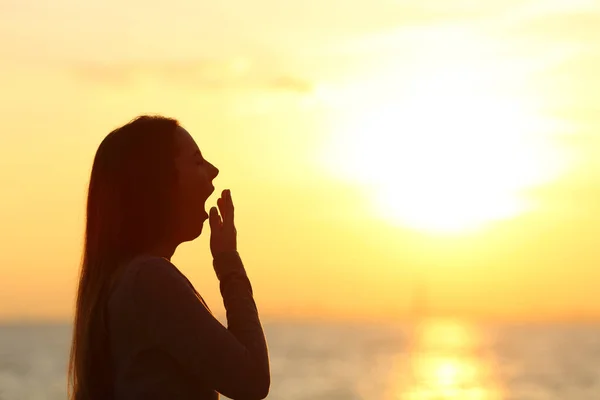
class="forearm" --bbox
[214,251,270,387]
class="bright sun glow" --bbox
[321,66,566,234]
[390,319,503,399]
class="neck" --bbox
[147,241,178,261]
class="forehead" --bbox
[173,126,200,157]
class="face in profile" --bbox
[172,126,219,241]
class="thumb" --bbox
[209,207,221,229]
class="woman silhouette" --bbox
[67,116,270,400]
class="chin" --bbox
[181,218,206,242]
[181,229,201,243]
[193,221,205,238]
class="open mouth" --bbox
[202,186,215,219]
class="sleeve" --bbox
[132,255,270,400]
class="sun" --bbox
[319,69,565,234]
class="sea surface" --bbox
[1,319,600,400]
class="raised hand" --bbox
[209,189,237,258]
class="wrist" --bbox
[212,250,245,281]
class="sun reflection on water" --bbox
[390,319,503,400]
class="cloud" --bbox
[500,8,600,43]
[71,59,313,94]
[269,76,313,93]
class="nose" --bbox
[209,162,219,180]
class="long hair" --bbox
[68,115,181,400]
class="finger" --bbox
[217,197,226,221]
[210,206,223,229]
[227,189,235,221]
[209,207,221,229]
[222,190,233,224]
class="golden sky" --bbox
[1,0,599,322]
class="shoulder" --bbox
[129,256,187,288]
[130,257,203,307]
[109,256,195,319]
[109,256,187,302]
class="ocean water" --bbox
[1,319,600,400]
